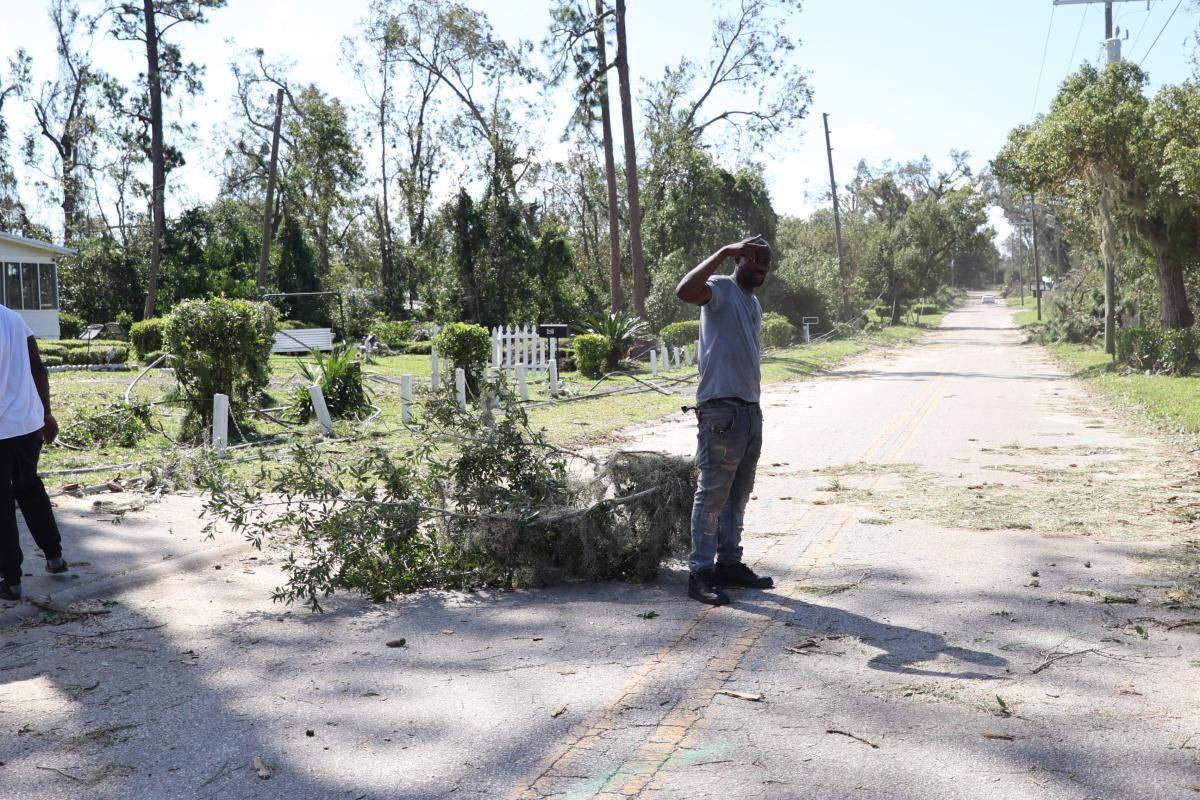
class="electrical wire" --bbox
[1139,0,1185,65]
[1067,3,1091,70]
[1031,3,1057,118]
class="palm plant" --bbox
[576,310,649,370]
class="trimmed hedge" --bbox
[433,322,491,395]
[760,312,796,349]
[572,333,608,378]
[129,317,165,356]
[39,339,130,365]
[58,312,85,339]
[660,320,699,350]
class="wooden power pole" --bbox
[823,113,849,322]
[257,88,285,296]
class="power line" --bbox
[1140,0,1185,65]
[1067,4,1091,70]
[1031,3,1057,118]
[1125,5,1154,53]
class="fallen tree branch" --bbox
[826,729,879,749]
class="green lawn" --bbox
[1046,342,1200,435]
[1006,294,1045,328]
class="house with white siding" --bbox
[0,231,75,339]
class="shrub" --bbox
[164,297,277,441]
[39,340,129,365]
[660,320,700,350]
[369,316,414,348]
[911,304,938,316]
[129,317,165,356]
[1158,328,1197,376]
[401,341,432,355]
[760,312,796,349]
[140,349,169,367]
[58,312,85,339]
[434,322,491,396]
[291,343,372,422]
[577,309,648,370]
[62,403,152,448]
[1117,327,1161,371]
[572,333,609,378]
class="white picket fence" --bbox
[490,324,557,375]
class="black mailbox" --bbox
[537,324,569,338]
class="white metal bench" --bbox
[272,327,334,354]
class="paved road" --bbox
[2,298,1198,799]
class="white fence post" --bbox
[211,393,229,458]
[308,384,334,435]
[549,360,559,398]
[650,349,658,376]
[517,364,529,402]
[660,343,669,372]
[455,368,466,409]
[491,327,501,369]
[431,348,440,391]
[401,374,413,423]
[684,345,692,368]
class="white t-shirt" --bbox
[0,306,45,440]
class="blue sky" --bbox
[2,0,1197,240]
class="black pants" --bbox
[0,430,62,583]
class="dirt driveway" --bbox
[2,298,1198,799]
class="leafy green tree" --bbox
[996,63,1198,329]
[283,85,364,278]
[56,234,145,322]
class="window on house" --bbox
[3,262,19,310]
[21,263,38,310]
[38,263,57,309]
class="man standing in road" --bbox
[0,305,68,602]
[676,235,774,606]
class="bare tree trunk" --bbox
[142,0,165,320]
[614,0,645,318]
[594,0,622,312]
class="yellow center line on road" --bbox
[506,365,950,800]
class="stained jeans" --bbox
[0,430,63,583]
[688,400,762,574]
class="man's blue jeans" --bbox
[688,399,762,574]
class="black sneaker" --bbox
[0,580,22,601]
[711,562,774,589]
[46,557,69,574]
[688,572,730,606]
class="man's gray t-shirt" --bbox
[696,274,761,404]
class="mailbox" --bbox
[537,323,569,339]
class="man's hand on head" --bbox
[728,235,771,267]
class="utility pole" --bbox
[1030,196,1043,321]
[823,113,849,322]
[258,88,285,296]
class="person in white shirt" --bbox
[0,305,68,602]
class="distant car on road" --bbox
[981,294,996,304]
